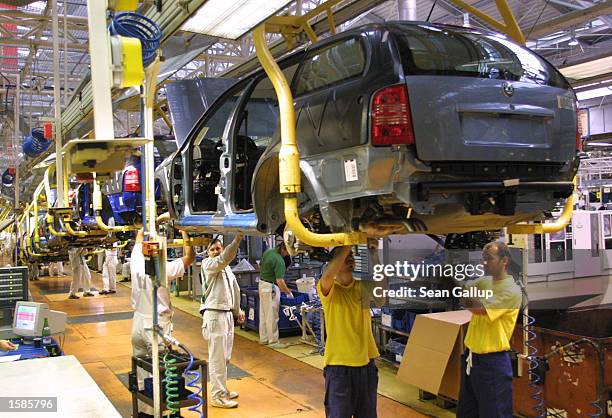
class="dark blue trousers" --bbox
[457,351,514,418]
[324,360,378,418]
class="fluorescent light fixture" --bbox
[182,0,294,40]
[568,38,579,46]
[577,87,612,101]
[587,142,612,147]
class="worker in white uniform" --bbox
[29,262,40,281]
[68,248,93,299]
[100,245,118,295]
[49,261,64,276]
[131,228,195,418]
[96,251,104,273]
[200,235,245,409]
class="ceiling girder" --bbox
[528,1,612,39]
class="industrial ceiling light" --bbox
[568,29,579,46]
[181,0,293,39]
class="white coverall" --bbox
[200,240,241,400]
[102,248,118,292]
[258,281,281,344]
[69,248,91,295]
[30,263,39,280]
[49,262,64,276]
[97,251,104,273]
[130,242,185,415]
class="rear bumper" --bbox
[417,181,574,201]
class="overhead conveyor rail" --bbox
[14,0,209,181]
[61,0,208,138]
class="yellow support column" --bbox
[253,25,366,248]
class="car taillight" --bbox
[576,106,583,152]
[124,167,140,192]
[371,84,415,146]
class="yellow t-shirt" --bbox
[318,279,380,367]
[464,275,521,354]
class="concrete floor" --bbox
[28,269,429,418]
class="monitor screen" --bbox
[14,304,37,331]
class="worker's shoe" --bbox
[99,290,110,295]
[83,292,95,297]
[210,397,238,408]
[225,391,239,399]
[109,290,117,294]
[68,294,79,300]
[268,342,288,349]
[258,340,269,345]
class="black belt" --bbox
[200,308,231,315]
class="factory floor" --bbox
[27,268,436,418]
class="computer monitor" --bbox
[12,301,67,338]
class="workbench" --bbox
[0,355,121,417]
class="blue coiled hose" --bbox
[513,272,546,418]
[23,128,51,158]
[525,310,545,418]
[109,12,162,67]
[162,351,180,414]
[179,343,204,418]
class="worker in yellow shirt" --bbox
[457,241,522,418]
[317,241,386,418]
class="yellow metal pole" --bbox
[42,162,67,236]
[92,177,140,232]
[33,182,45,245]
[507,179,575,234]
[253,25,366,247]
[63,217,88,237]
[46,214,67,237]
[495,0,525,44]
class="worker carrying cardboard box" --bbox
[317,239,387,418]
[457,241,522,418]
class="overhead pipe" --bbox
[63,217,88,237]
[46,214,67,237]
[254,25,366,248]
[32,181,45,246]
[24,203,44,258]
[42,162,67,237]
[446,0,525,44]
[506,179,576,234]
[398,0,417,21]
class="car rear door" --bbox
[391,24,577,164]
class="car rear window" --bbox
[294,37,366,96]
[393,24,569,89]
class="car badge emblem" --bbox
[502,82,514,97]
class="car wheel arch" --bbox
[252,155,323,234]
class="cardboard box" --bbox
[396,310,472,400]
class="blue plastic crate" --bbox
[386,338,407,356]
[241,287,308,334]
